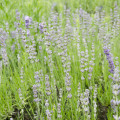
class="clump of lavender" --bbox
[2,3,120,120]
[80,51,85,77]
[27,36,39,63]
[32,71,42,119]
[77,82,81,112]
[45,108,51,120]
[32,71,41,102]
[111,58,120,120]
[18,88,24,117]
[18,88,24,104]
[57,103,62,118]
[15,9,20,28]
[88,61,94,80]
[21,30,27,47]
[80,51,86,89]
[104,46,115,74]
[57,88,62,118]
[25,16,30,29]
[93,84,97,119]
[65,56,72,99]
[24,16,31,36]
[16,9,20,21]
[39,23,44,33]
[80,89,90,120]
[45,75,51,96]
[88,44,95,83]
[1,47,8,66]
[20,67,24,83]
[0,29,8,66]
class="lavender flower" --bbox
[104,47,115,73]
[39,23,44,33]
[32,71,41,102]
[80,89,90,120]
[25,16,29,28]
[45,75,51,96]
[46,109,51,120]
[93,84,97,119]
[20,67,24,83]
[16,9,20,21]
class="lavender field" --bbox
[1,0,120,120]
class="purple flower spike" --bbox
[104,49,110,55]
[39,23,44,33]
[109,69,114,74]
[25,16,29,28]
[104,47,114,74]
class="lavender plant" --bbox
[1,1,120,120]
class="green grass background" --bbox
[0,0,120,25]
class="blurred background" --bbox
[0,0,120,25]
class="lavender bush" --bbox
[1,1,120,120]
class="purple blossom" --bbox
[25,16,29,28]
[27,29,30,36]
[39,23,44,33]
[104,47,115,74]
[16,9,20,21]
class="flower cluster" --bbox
[32,71,41,102]
[57,88,62,118]
[80,89,90,120]
[39,23,44,33]
[111,60,120,119]
[104,46,115,74]
[93,84,97,119]
[45,75,51,96]
[25,16,30,29]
